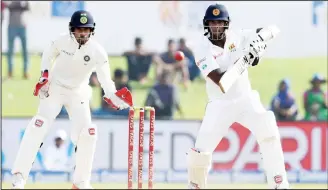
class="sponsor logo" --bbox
[88,128,95,135]
[274,175,283,184]
[212,122,327,171]
[196,57,206,66]
[35,119,44,127]
[213,52,223,59]
[61,50,74,56]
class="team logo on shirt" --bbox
[229,43,236,52]
[212,9,220,16]
[84,55,90,62]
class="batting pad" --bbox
[251,112,289,189]
[73,124,97,185]
[186,148,212,189]
[11,115,50,181]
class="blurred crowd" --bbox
[270,73,327,122]
[58,37,328,122]
[2,1,327,121]
[58,37,194,120]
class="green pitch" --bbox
[2,55,327,119]
[2,182,328,189]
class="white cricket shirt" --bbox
[40,34,116,96]
[194,29,258,101]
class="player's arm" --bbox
[40,40,60,73]
[94,50,116,97]
[217,25,281,93]
[33,39,60,96]
[95,47,133,109]
[194,51,226,89]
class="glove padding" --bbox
[33,70,49,98]
[103,87,133,110]
[249,35,267,57]
[242,37,267,67]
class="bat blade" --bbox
[219,25,280,93]
[219,55,249,93]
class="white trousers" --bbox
[195,90,276,152]
[191,90,290,188]
[38,81,93,144]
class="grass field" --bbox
[2,54,327,119]
[2,182,328,189]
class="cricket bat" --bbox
[218,25,281,93]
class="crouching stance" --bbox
[11,10,133,189]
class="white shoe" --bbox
[72,182,93,189]
[12,173,25,189]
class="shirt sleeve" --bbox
[193,38,219,77]
[40,39,60,72]
[95,46,116,96]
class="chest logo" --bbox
[84,55,90,62]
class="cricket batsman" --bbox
[11,10,133,189]
[186,4,290,189]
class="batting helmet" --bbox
[69,10,96,35]
[203,4,230,39]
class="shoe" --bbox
[23,73,29,80]
[12,173,25,189]
[72,182,93,189]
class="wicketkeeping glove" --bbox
[33,70,49,98]
[103,87,133,110]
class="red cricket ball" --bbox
[174,51,185,61]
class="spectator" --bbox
[303,73,328,121]
[43,130,69,171]
[92,69,131,117]
[145,69,183,120]
[178,38,200,81]
[6,1,30,79]
[270,79,298,121]
[123,37,154,84]
[156,39,190,89]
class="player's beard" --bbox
[73,33,91,45]
[210,27,227,40]
[212,31,226,40]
